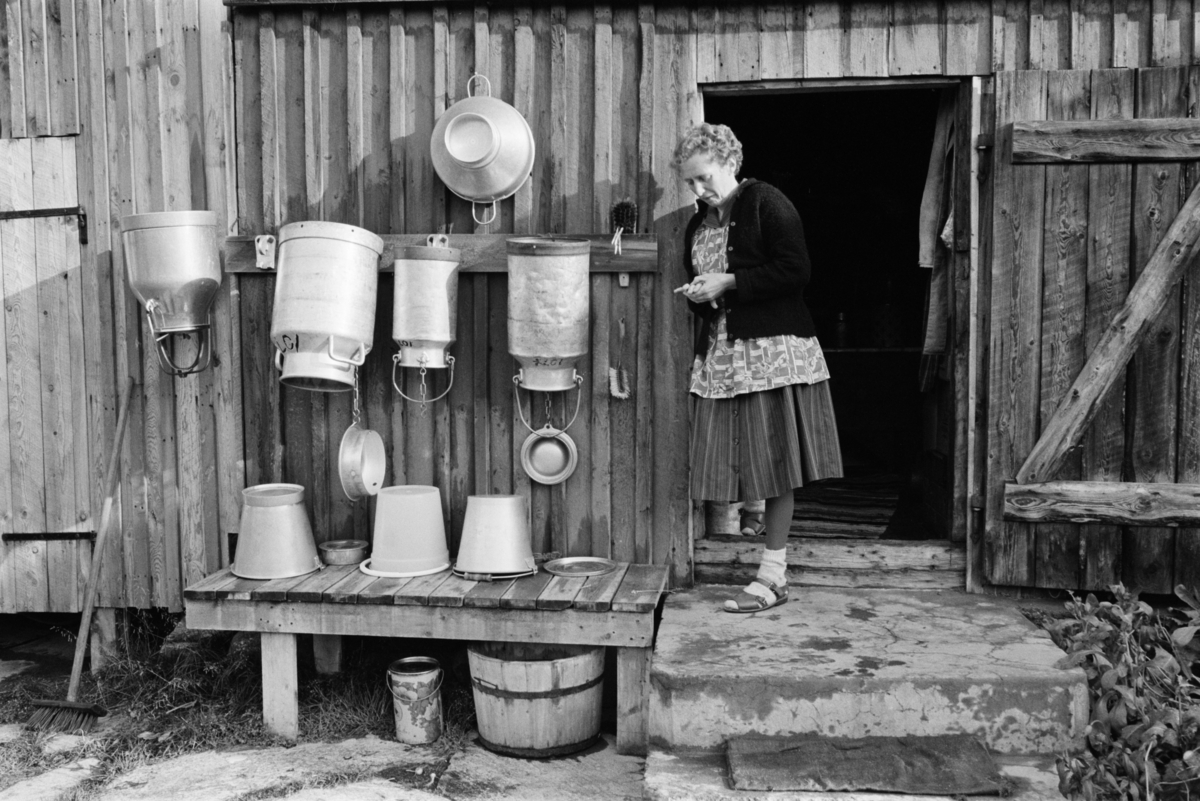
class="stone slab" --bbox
[650,586,1087,754]
[438,734,644,800]
[644,749,1063,801]
[0,758,99,801]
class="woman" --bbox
[672,122,843,613]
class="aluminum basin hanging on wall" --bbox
[431,74,535,226]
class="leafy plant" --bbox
[1045,584,1200,801]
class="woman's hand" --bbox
[673,273,736,307]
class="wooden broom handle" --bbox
[67,375,135,702]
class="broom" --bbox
[27,375,135,733]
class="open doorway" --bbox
[705,85,950,541]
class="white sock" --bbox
[756,547,787,588]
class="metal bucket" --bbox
[468,643,604,758]
[120,211,221,376]
[392,236,461,369]
[271,221,384,392]
[231,484,322,580]
[507,237,590,391]
[455,495,536,575]
[387,657,443,745]
[360,486,450,578]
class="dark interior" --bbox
[705,88,945,538]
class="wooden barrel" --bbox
[467,642,604,758]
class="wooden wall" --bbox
[7,0,1200,609]
[1,0,239,613]
[987,66,1200,595]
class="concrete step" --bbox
[649,586,1087,755]
[643,749,1065,801]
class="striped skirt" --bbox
[690,380,843,502]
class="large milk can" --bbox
[507,237,590,391]
[121,210,222,377]
[271,221,384,392]
[392,236,461,369]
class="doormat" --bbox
[726,733,1009,795]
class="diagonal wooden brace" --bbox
[1016,177,1200,485]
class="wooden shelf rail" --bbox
[224,233,658,275]
[1004,481,1200,526]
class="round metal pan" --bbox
[543,557,618,577]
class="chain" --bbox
[544,391,553,424]
[351,367,362,426]
[418,362,429,417]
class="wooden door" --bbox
[0,136,95,613]
[985,67,1200,593]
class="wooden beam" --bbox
[694,536,967,573]
[1016,177,1200,484]
[1005,481,1200,526]
[224,233,658,274]
[1012,118,1200,163]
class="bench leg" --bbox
[616,646,651,756]
[313,634,343,675]
[261,632,299,740]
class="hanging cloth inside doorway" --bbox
[916,89,958,385]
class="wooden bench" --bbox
[183,562,668,755]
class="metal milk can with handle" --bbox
[120,210,222,377]
[270,221,384,392]
[392,235,461,370]
[506,237,591,392]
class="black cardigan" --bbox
[683,180,817,358]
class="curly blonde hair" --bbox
[671,123,743,174]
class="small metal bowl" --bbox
[319,539,369,566]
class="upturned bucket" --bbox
[507,237,591,391]
[387,657,443,745]
[468,642,604,758]
[270,221,384,391]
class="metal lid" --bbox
[506,237,591,257]
[242,483,305,507]
[519,428,578,486]
[277,221,384,256]
[120,210,218,232]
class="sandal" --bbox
[723,579,787,613]
[739,514,765,537]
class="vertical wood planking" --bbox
[0,138,48,609]
[0,143,15,612]
[945,0,992,75]
[21,0,48,134]
[1152,0,1193,65]
[634,4,654,565]
[1125,66,1184,594]
[430,5,453,534]
[847,2,890,77]
[803,1,843,78]
[1178,66,1200,586]
[387,7,409,488]
[3,0,29,137]
[652,5,695,584]
[891,0,944,75]
[758,4,796,79]
[1034,70,1089,589]
[1073,0,1116,68]
[1082,68,1132,589]
[105,0,151,609]
[1031,0,1073,69]
[1115,0,1153,65]
[591,3,613,558]
[986,70,1046,587]
[993,0,1032,71]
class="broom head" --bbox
[26,699,107,734]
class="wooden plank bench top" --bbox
[184,563,668,754]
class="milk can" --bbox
[121,211,222,377]
[507,237,590,392]
[393,235,461,370]
[270,221,384,392]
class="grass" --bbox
[0,611,479,799]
